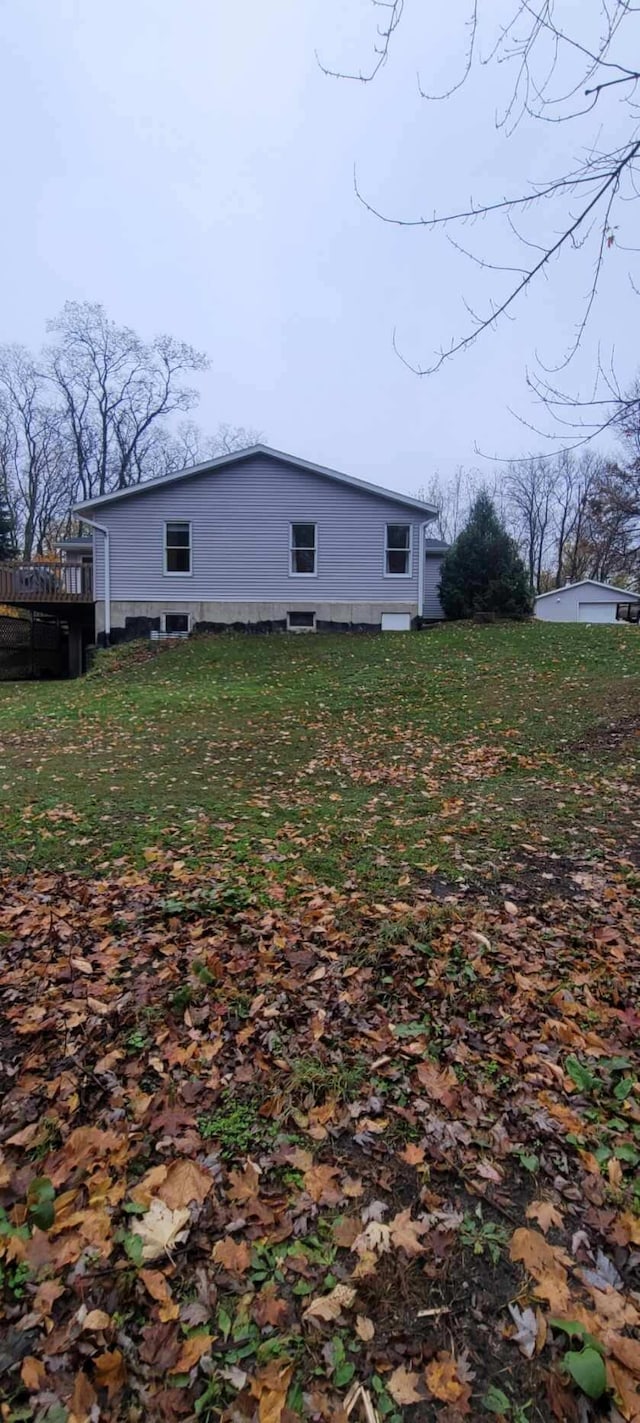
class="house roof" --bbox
[58,537,93,550]
[534,579,640,601]
[74,444,438,518]
[424,537,449,552]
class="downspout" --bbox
[417,521,431,624]
[79,517,111,644]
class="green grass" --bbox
[1,623,639,888]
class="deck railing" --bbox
[0,560,93,604]
[616,602,640,624]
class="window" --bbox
[164,613,190,635]
[385,523,412,576]
[165,521,191,574]
[290,523,317,576]
[288,610,315,630]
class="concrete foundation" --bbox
[95,600,419,642]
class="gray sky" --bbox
[1,0,635,496]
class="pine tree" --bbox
[0,488,16,561]
[439,491,532,620]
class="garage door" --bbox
[577,602,615,623]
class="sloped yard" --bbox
[0,625,639,1422]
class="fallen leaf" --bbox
[389,1208,429,1256]
[157,1158,214,1209]
[20,1355,46,1391]
[351,1220,391,1256]
[355,1314,375,1341]
[81,1309,111,1332]
[68,1369,97,1423]
[399,1142,426,1166]
[133,1199,190,1262]
[252,1284,290,1329]
[93,1349,126,1399]
[251,1361,294,1423]
[303,1283,356,1323]
[303,1162,342,1204]
[508,1304,538,1359]
[580,1250,623,1292]
[526,1200,564,1235]
[425,1351,465,1403]
[506,1218,571,1286]
[388,1365,426,1405]
[212,1236,252,1274]
[174,1332,213,1372]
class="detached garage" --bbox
[534,579,640,624]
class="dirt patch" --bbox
[565,711,640,755]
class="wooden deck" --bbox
[0,561,93,606]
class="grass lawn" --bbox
[0,625,639,1422]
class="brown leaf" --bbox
[332,1216,361,1248]
[68,1370,97,1423]
[303,1284,356,1323]
[509,1228,571,1280]
[174,1332,213,1373]
[157,1158,214,1209]
[415,1061,460,1109]
[526,1200,564,1234]
[389,1208,428,1257]
[139,1321,181,1370]
[425,1352,466,1404]
[20,1356,46,1391]
[303,1162,343,1205]
[588,1286,639,1329]
[355,1314,375,1341]
[399,1142,426,1166]
[388,1365,426,1405]
[93,1350,126,1399]
[252,1284,291,1329]
[212,1236,252,1274]
[607,1359,640,1422]
[533,1271,571,1313]
[607,1333,640,1374]
[227,1160,262,1203]
[81,1308,111,1332]
[251,1361,294,1423]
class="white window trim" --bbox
[289,521,318,578]
[287,610,317,632]
[160,611,192,634]
[163,520,193,577]
[384,522,413,578]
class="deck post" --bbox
[68,624,84,678]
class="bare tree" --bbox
[504,457,555,593]
[45,302,209,501]
[0,347,68,558]
[418,466,483,543]
[323,2,640,440]
[128,418,263,483]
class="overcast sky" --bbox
[0,0,636,495]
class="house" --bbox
[74,444,446,642]
[534,579,640,624]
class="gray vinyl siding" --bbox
[423,555,445,620]
[91,453,429,606]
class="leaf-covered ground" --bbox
[0,626,639,1422]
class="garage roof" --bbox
[535,579,640,601]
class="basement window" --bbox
[288,610,316,631]
[163,613,190,635]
